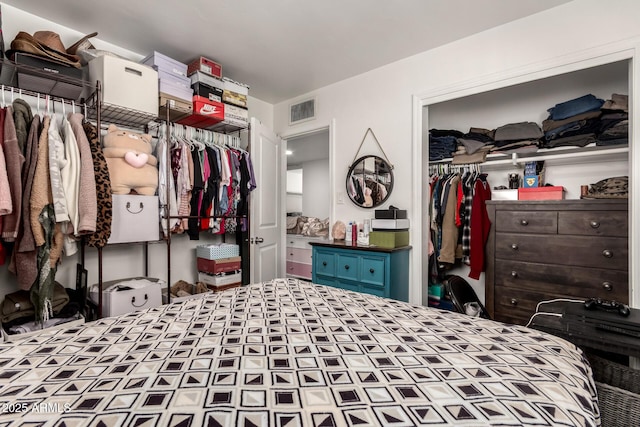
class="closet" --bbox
[413,45,637,314]
[0,59,252,319]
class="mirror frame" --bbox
[345,155,394,208]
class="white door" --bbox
[249,117,285,283]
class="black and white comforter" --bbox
[0,279,599,426]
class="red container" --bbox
[518,186,565,200]
[176,96,224,128]
[187,56,222,79]
[197,256,241,274]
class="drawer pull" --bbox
[510,298,518,306]
[289,253,294,256]
[602,249,613,258]
[520,219,529,226]
[602,281,613,291]
[590,221,600,229]
[289,267,294,271]
[344,265,350,270]
[369,268,375,274]
[511,271,518,278]
[322,261,327,267]
[511,243,518,250]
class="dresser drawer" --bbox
[495,260,628,303]
[493,286,550,325]
[286,237,312,249]
[286,261,312,279]
[360,255,386,288]
[314,251,335,277]
[495,210,557,234]
[336,253,359,281]
[558,211,627,237]
[495,233,628,270]
[287,247,312,264]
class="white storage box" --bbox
[158,69,191,91]
[371,218,410,230]
[90,277,163,317]
[88,55,159,115]
[196,243,239,260]
[198,271,242,287]
[2,314,84,343]
[492,189,519,200]
[159,79,193,102]
[224,103,249,122]
[108,195,160,244]
[141,51,188,77]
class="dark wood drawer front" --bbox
[495,260,628,303]
[495,233,628,270]
[495,211,557,234]
[493,286,546,325]
[558,211,627,237]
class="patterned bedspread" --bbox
[0,279,599,426]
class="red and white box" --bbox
[518,186,565,200]
[176,96,224,128]
[188,56,222,79]
[197,256,241,274]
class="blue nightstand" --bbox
[310,242,411,301]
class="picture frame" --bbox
[289,96,316,125]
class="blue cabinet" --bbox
[310,242,411,301]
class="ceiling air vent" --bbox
[289,97,316,125]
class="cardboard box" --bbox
[162,287,212,304]
[187,56,222,79]
[222,77,249,95]
[89,277,163,317]
[222,90,248,108]
[141,51,188,77]
[518,186,565,200]
[224,102,249,123]
[368,230,409,248]
[176,96,224,128]
[192,82,223,102]
[207,283,241,293]
[12,52,85,100]
[89,55,158,115]
[197,256,242,274]
[198,271,242,287]
[371,218,410,230]
[375,208,407,219]
[190,71,224,90]
[159,91,192,121]
[108,195,160,244]
[196,243,240,260]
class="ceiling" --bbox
[4,0,571,104]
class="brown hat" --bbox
[9,30,96,68]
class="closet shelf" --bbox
[432,144,628,168]
[86,98,158,129]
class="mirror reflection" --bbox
[346,155,393,208]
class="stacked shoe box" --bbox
[369,208,410,248]
[141,51,193,121]
[196,243,241,292]
[221,77,249,128]
[182,56,226,128]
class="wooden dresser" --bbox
[485,200,628,325]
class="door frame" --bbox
[280,119,336,268]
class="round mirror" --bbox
[346,155,393,208]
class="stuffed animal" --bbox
[102,124,158,195]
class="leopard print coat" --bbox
[82,120,112,248]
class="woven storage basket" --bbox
[587,354,640,427]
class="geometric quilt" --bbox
[0,278,600,426]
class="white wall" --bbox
[302,158,330,219]
[272,0,640,304]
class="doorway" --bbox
[286,129,330,220]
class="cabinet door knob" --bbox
[602,281,613,291]
[289,267,294,271]
[369,268,375,274]
[289,253,294,256]
[344,265,350,270]
[511,271,518,278]
[511,243,518,250]
[590,221,600,229]
[322,261,327,267]
[510,298,518,306]
[520,219,529,226]
[602,249,613,258]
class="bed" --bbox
[0,279,600,426]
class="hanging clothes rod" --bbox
[165,121,241,148]
[0,83,87,108]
